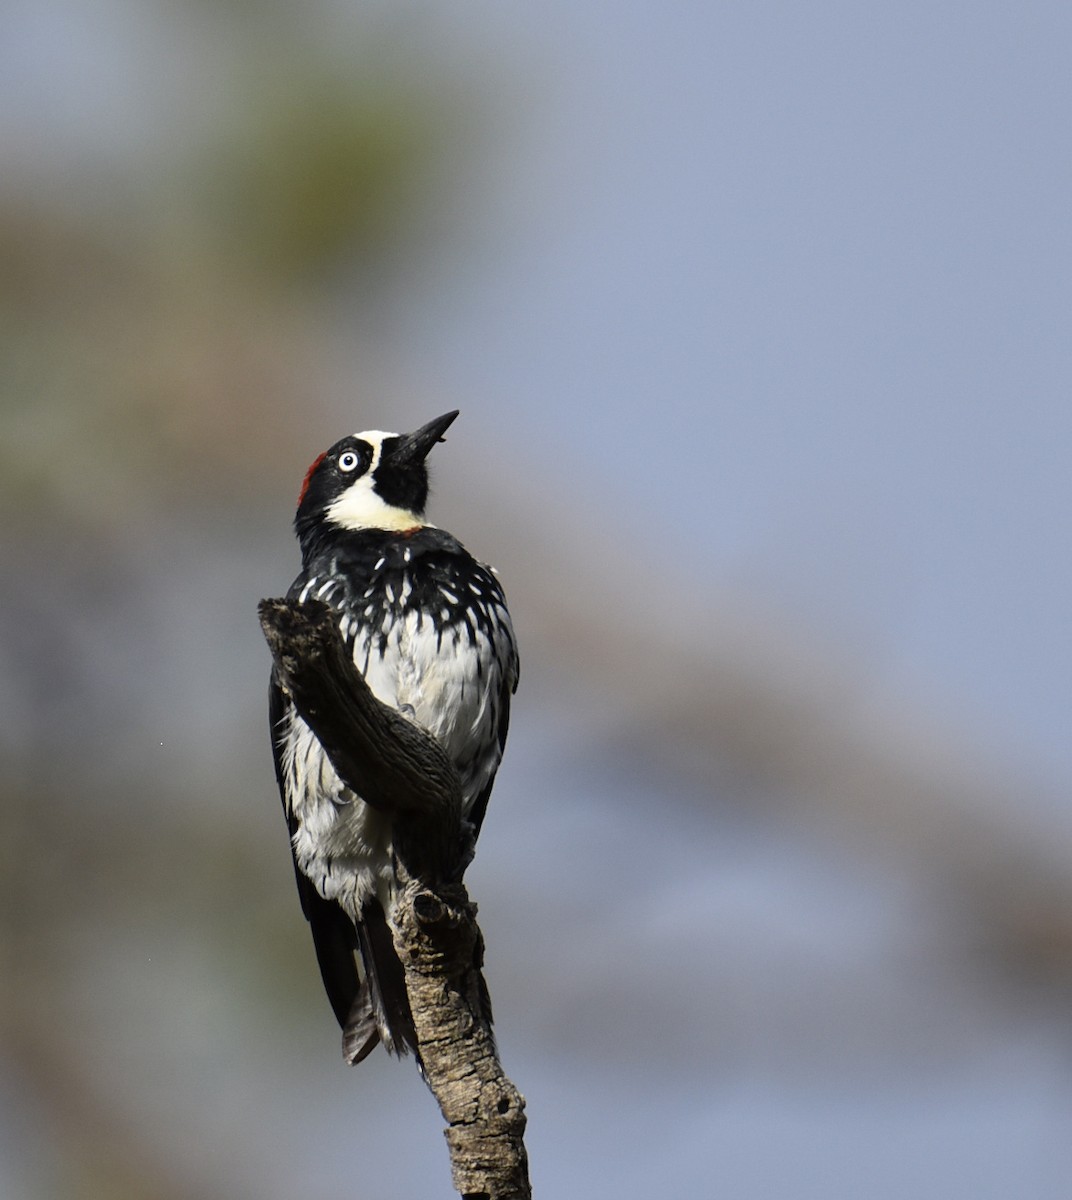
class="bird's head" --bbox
[294,410,459,549]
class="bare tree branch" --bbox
[258,597,532,1200]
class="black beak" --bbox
[384,411,460,467]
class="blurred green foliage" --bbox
[0,10,489,1197]
[0,33,477,510]
[203,57,466,286]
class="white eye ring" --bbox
[338,451,360,473]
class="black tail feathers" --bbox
[348,898,418,1064]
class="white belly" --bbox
[282,611,508,916]
[282,714,395,914]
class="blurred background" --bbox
[2,2,1072,1196]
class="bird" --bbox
[268,410,519,1065]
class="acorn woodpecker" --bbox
[269,411,519,1064]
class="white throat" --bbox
[326,477,423,531]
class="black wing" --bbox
[269,667,416,1064]
[268,674,364,1033]
[467,577,520,839]
[466,678,515,839]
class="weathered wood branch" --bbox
[258,597,532,1200]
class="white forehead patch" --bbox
[354,430,395,449]
[325,429,424,532]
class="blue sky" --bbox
[390,0,1072,784]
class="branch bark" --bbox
[259,597,532,1200]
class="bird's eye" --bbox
[338,451,360,473]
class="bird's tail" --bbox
[344,898,418,1065]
